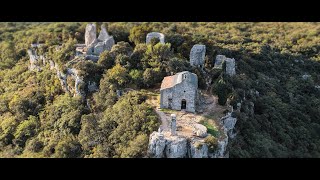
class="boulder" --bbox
[193,124,207,138]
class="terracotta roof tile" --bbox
[160,75,175,90]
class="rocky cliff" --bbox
[148,131,209,158]
[148,112,237,158]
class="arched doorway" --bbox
[181,99,186,110]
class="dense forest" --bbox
[0,22,319,157]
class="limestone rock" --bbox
[192,124,207,138]
[98,25,110,41]
[94,42,105,55]
[189,139,208,158]
[88,81,98,92]
[148,132,166,158]
[103,36,115,51]
[27,49,41,71]
[85,23,97,47]
[190,44,206,67]
[165,136,188,158]
[221,113,237,133]
[213,137,228,158]
[146,32,165,44]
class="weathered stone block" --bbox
[190,44,206,67]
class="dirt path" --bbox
[155,108,169,131]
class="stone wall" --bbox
[160,72,198,113]
[225,58,236,76]
[213,55,226,69]
[85,23,97,47]
[190,44,206,67]
[146,32,165,44]
[214,55,236,76]
[85,24,115,56]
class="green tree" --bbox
[129,24,152,45]
[13,115,39,147]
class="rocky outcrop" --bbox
[212,112,237,158]
[213,137,228,158]
[221,112,237,136]
[85,24,115,56]
[85,23,97,47]
[67,68,85,97]
[148,131,210,158]
[189,138,209,158]
[27,46,48,72]
[148,132,167,158]
[165,135,188,158]
[97,25,110,41]
[27,49,41,71]
[148,132,188,158]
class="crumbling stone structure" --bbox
[77,23,115,57]
[190,44,206,68]
[214,55,236,76]
[146,32,165,44]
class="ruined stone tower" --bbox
[190,44,206,68]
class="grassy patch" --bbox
[159,108,176,114]
[200,118,219,137]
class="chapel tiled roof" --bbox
[160,71,197,90]
[160,75,175,89]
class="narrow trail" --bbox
[155,108,169,131]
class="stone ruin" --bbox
[76,23,115,58]
[146,32,165,44]
[225,58,236,76]
[26,23,116,98]
[190,44,206,68]
[85,23,97,47]
[214,55,236,76]
[213,55,225,70]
